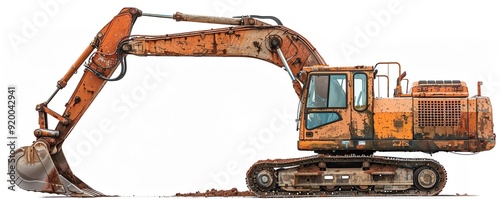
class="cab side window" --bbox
[306,74,347,108]
[305,74,347,129]
[354,73,367,111]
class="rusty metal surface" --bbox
[246,154,447,197]
[14,142,104,196]
[298,139,492,152]
[123,26,327,84]
[298,66,495,153]
[413,98,468,140]
[173,11,243,25]
[10,6,495,198]
[373,98,413,139]
[12,7,141,196]
[12,7,330,197]
[476,97,495,150]
[411,80,469,98]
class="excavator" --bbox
[10,7,495,197]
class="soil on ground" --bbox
[176,188,253,197]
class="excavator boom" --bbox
[11,7,326,196]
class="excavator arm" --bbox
[12,7,326,196]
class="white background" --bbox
[2,0,499,198]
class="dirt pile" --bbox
[176,188,253,197]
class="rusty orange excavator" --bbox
[11,7,495,197]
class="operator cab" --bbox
[297,62,494,154]
[298,65,375,152]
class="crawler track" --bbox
[246,154,447,197]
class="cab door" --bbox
[302,73,351,140]
[350,72,374,139]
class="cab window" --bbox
[354,73,367,111]
[306,74,347,108]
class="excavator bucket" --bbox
[13,141,104,196]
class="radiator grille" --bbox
[417,100,461,127]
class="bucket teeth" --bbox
[13,142,104,197]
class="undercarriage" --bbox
[246,154,446,197]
